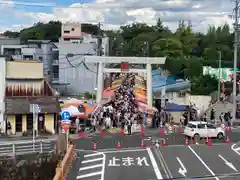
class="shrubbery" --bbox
[0,153,63,180]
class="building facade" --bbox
[0,56,6,133]
[0,37,20,54]
[1,40,58,83]
[53,23,110,95]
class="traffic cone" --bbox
[79,131,85,139]
[206,136,209,144]
[207,138,212,146]
[190,137,194,144]
[185,137,188,145]
[226,136,230,144]
[117,141,121,150]
[178,127,181,136]
[140,140,145,148]
[162,137,167,147]
[141,127,145,137]
[93,143,97,151]
[100,130,104,137]
[121,128,125,136]
[160,128,165,136]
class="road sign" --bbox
[89,103,94,107]
[61,111,70,120]
[61,123,71,133]
[221,124,225,130]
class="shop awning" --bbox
[164,103,187,112]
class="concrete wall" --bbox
[0,38,20,55]
[58,42,97,95]
[0,56,6,133]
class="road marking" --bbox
[77,171,102,179]
[188,146,219,180]
[147,148,163,179]
[176,157,187,177]
[101,153,106,180]
[218,154,238,172]
[99,148,146,154]
[231,144,240,156]
[82,157,103,163]
[84,152,102,157]
[79,164,103,171]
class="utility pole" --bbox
[232,0,240,124]
[95,22,102,91]
[218,51,222,101]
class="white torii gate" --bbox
[84,56,166,108]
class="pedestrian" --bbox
[127,119,132,135]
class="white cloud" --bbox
[0,0,235,33]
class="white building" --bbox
[52,22,110,95]
[0,56,6,133]
[1,40,58,83]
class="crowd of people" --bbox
[90,73,143,135]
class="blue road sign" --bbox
[61,111,70,120]
[89,103,94,107]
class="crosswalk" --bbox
[77,152,105,180]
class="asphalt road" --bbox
[67,129,240,180]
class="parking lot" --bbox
[156,143,240,180]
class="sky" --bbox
[0,0,236,34]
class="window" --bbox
[186,123,196,128]
[64,38,70,41]
[64,30,70,33]
[206,124,216,129]
[197,124,206,129]
[23,55,33,60]
[39,56,43,62]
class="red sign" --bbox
[61,123,71,133]
[121,62,129,72]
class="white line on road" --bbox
[84,152,102,157]
[77,171,102,179]
[82,157,103,163]
[101,153,106,180]
[79,164,103,171]
[188,146,219,180]
[99,148,146,154]
[147,148,163,179]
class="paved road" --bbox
[68,143,240,180]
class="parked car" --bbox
[183,121,225,139]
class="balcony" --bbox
[52,73,59,83]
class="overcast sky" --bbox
[0,0,235,33]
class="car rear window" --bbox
[186,123,196,128]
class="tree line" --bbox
[2,19,234,95]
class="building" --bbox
[4,60,60,135]
[52,22,110,95]
[0,56,6,133]
[0,36,20,54]
[1,40,58,83]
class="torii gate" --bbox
[84,56,166,108]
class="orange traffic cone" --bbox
[178,127,181,136]
[79,131,85,139]
[117,141,121,150]
[162,137,167,147]
[160,128,165,136]
[226,136,230,144]
[207,138,212,146]
[93,143,97,151]
[100,130,104,137]
[141,127,145,137]
[206,136,209,144]
[140,140,145,148]
[121,128,125,136]
[185,137,189,145]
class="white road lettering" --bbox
[108,157,121,166]
[136,157,150,166]
[218,154,238,172]
[122,157,135,166]
[176,157,187,177]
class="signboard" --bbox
[108,157,150,167]
[61,111,71,124]
[61,123,71,133]
[121,62,129,72]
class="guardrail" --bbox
[53,144,76,180]
[0,140,53,156]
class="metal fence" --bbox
[0,140,54,156]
